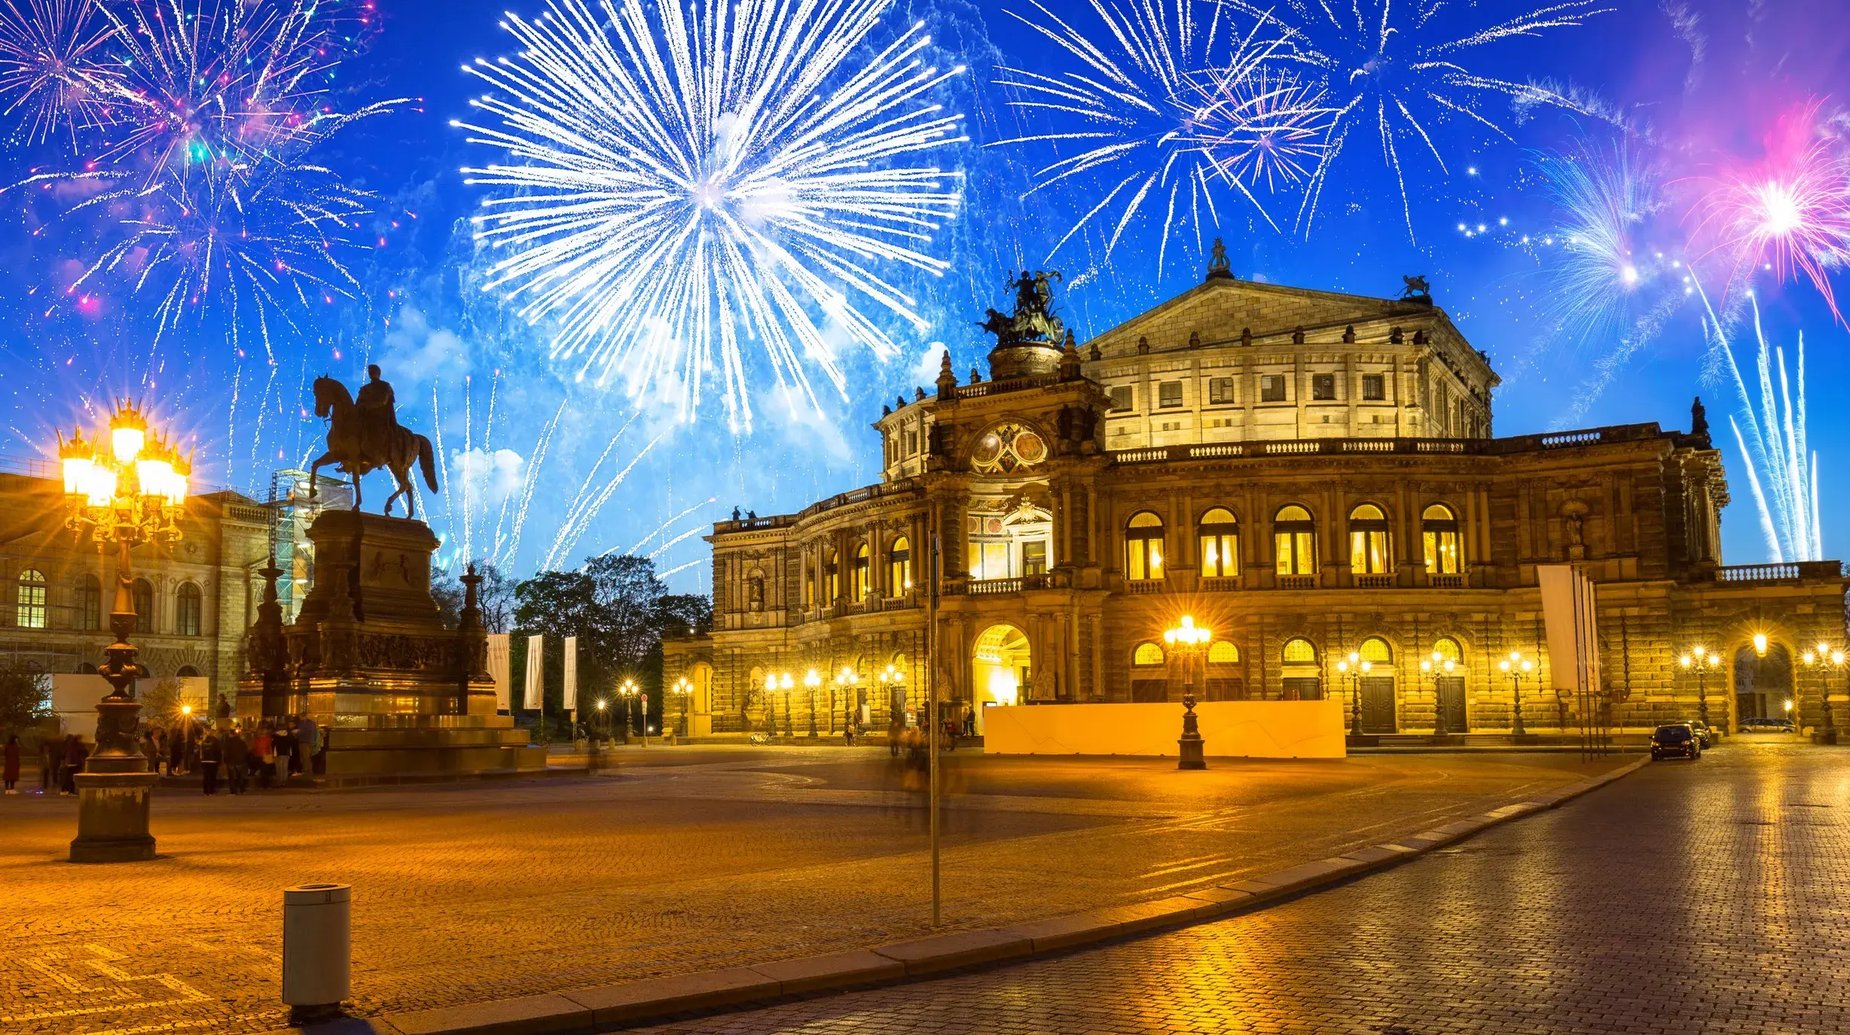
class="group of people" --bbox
[0,714,324,798]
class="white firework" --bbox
[457,0,967,432]
[1196,67,1333,193]
[993,0,1298,268]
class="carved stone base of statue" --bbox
[238,510,546,783]
[70,695,161,861]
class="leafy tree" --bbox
[433,562,518,632]
[0,660,50,737]
[135,676,205,730]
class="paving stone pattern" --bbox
[633,739,1848,1035]
[0,746,1615,1034]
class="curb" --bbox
[324,754,1650,1035]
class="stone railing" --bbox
[1125,578,1167,595]
[1354,573,1396,589]
[1277,574,1317,590]
[1426,573,1465,589]
[1107,423,1672,467]
[1200,576,1243,593]
[1714,562,1846,583]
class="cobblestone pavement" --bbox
[0,746,1621,1034]
[633,738,1848,1035]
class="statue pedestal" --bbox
[239,511,547,783]
[70,729,161,863]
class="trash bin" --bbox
[282,883,350,1021]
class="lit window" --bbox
[1127,512,1165,581]
[1208,641,1240,664]
[1349,504,1391,575]
[852,544,871,602]
[1273,506,1315,577]
[1197,508,1239,578]
[888,536,912,594]
[1282,638,1318,664]
[822,550,839,606]
[16,569,45,629]
[1422,503,1463,574]
[1133,642,1166,666]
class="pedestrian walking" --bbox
[252,724,274,789]
[198,729,222,795]
[141,728,159,773]
[296,714,321,777]
[273,722,295,784]
[3,734,19,793]
[167,724,184,776]
[61,734,86,795]
[39,737,56,794]
[223,728,249,795]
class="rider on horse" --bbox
[356,365,397,466]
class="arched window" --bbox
[821,549,839,606]
[1126,512,1165,581]
[852,543,871,602]
[1197,508,1240,578]
[1273,506,1316,577]
[1282,638,1318,664]
[1432,637,1463,663]
[1422,504,1462,574]
[1348,504,1391,574]
[76,574,101,631]
[176,665,201,678]
[888,536,912,594]
[77,661,98,674]
[1208,641,1240,664]
[175,582,203,636]
[132,578,154,629]
[15,569,45,629]
[1359,637,1393,664]
[1132,642,1166,666]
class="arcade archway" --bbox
[971,623,1031,733]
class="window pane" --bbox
[1022,540,1048,575]
[1108,386,1133,412]
[1208,377,1234,404]
[1129,543,1146,581]
[1159,381,1182,408]
[1312,374,1336,400]
[1362,374,1385,400]
[1261,376,1286,402]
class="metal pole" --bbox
[642,696,649,748]
[928,525,941,928]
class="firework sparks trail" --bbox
[1694,280,1822,563]
[993,0,1303,268]
[619,496,718,556]
[0,0,122,144]
[1224,0,1614,240]
[458,0,967,433]
[540,422,672,571]
[1686,101,1850,325]
[1195,67,1334,194]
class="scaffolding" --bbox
[265,469,351,623]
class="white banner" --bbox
[523,633,544,710]
[1538,564,1600,696]
[562,636,578,716]
[487,633,511,712]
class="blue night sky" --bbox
[0,0,1845,588]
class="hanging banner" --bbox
[1538,564,1600,695]
[487,633,511,712]
[562,636,579,716]
[524,633,544,710]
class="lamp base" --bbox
[69,770,160,863]
[1177,735,1206,770]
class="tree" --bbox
[0,660,50,737]
[433,562,518,633]
[135,676,204,729]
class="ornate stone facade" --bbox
[665,266,1848,739]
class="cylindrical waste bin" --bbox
[282,883,351,1021]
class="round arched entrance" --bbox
[1734,642,1795,730]
[971,624,1031,733]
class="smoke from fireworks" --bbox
[458,0,966,433]
[993,0,1299,269]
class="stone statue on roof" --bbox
[980,269,1066,347]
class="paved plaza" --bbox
[634,738,1849,1035]
[0,746,1616,1034]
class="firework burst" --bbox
[1686,101,1850,324]
[1229,0,1615,240]
[458,0,966,433]
[993,0,1299,268]
[0,0,122,145]
[1196,67,1334,194]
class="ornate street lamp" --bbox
[878,664,905,729]
[1801,643,1844,744]
[1334,650,1372,737]
[1419,650,1457,735]
[1163,614,1211,770]
[803,668,821,738]
[832,666,857,736]
[1677,645,1720,727]
[616,677,646,747]
[1497,651,1534,736]
[669,676,693,738]
[594,698,609,750]
[59,401,190,862]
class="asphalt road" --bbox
[0,746,1613,1034]
[632,737,1850,1035]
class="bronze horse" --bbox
[308,375,439,518]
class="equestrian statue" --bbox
[308,365,440,518]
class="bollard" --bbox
[282,883,351,1023]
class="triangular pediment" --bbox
[1083,276,1461,357]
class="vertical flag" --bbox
[1538,564,1600,697]
[524,633,544,710]
[562,636,579,716]
[487,633,512,712]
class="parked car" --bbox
[1651,723,1701,761]
[1687,720,1715,749]
[1741,717,1798,734]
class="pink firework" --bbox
[1687,101,1850,322]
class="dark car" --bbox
[1651,723,1700,761]
[1688,720,1714,749]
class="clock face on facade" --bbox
[971,423,1047,474]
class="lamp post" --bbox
[879,664,905,730]
[670,676,692,739]
[1419,650,1457,735]
[594,698,608,753]
[763,671,793,738]
[1677,645,1720,727]
[1334,651,1372,737]
[1801,643,1843,744]
[1497,651,1534,736]
[803,668,821,738]
[59,401,190,863]
[617,678,645,746]
[832,666,856,737]
[1163,614,1211,770]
